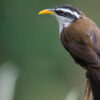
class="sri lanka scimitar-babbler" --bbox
[39,5,100,100]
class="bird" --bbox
[39,5,100,100]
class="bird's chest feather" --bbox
[60,18,94,48]
[60,25,87,48]
[60,20,100,68]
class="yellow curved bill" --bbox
[39,9,55,15]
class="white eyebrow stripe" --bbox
[73,11,80,18]
[56,8,81,18]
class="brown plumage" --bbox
[60,13,100,100]
[60,14,100,69]
[39,5,100,100]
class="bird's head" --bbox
[39,5,82,33]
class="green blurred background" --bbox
[0,0,100,100]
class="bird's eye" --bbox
[59,11,64,14]
[56,10,64,15]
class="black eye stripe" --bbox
[64,13,76,18]
[64,13,72,17]
[55,10,76,19]
[55,10,64,15]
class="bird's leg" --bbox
[84,79,92,100]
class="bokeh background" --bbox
[0,0,100,100]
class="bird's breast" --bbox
[59,18,100,68]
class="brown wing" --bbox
[86,25,100,100]
[60,17,100,100]
[60,17,100,68]
[64,42,100,68]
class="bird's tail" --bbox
[88,68,100,100]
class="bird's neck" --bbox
[59,21,71,34]
[55,15,72,34]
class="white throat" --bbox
[55,15,72,34]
